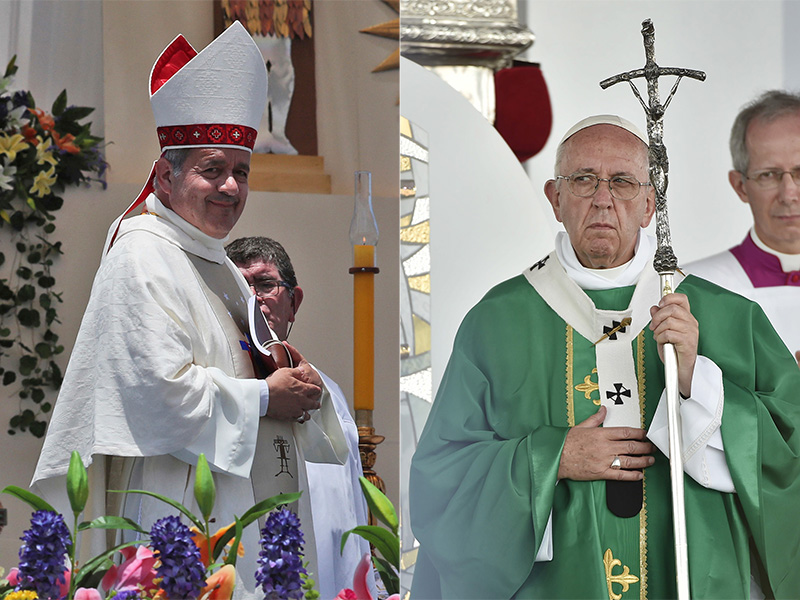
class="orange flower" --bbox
[31,108,55,132]
[200,564,236,600]
[52,131,80,154]
[190,523,245,567]
[21,125,38,143]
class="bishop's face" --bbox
[159,147,250,239]
[545,124,656,269]
[729,112,800,254]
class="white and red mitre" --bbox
[150,20,268,152]
[103,22,268,254]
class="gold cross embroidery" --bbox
[604,548,639,600]
[576,368,599,404]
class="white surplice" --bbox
[32,194,350,596]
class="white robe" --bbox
[687,250,800,357]
[32,194,351,596]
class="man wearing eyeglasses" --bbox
[409,115,800,599]
[225,236,373,600]
[688,90,800,367]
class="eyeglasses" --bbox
[744,168,800,189]
[250,280,293,298]
[556,172,651,201]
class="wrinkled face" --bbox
[729,113,800,254]
[158,147,250,239]
[236,259,298,340]
[544,124,655,268]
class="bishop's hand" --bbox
[265,342,322,422]
[558,406,655,481]
[649,292,698,398]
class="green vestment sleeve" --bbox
[409,278,569,599]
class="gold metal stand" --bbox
[356,408,386,496]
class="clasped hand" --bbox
[265,342,322,422]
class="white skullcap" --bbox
[558,114,649,147]
[149,21,268,153]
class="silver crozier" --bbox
[599,18,705,600]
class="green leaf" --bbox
[38,275,55,288]
[66,451,89,516]
[3,371,15,386]
[16,284,35,302]
[61,106,95,122]
[340,525,399,568]
[194,454,215,523]
[2,485,56,513]
[31,388,44,403]
[222,518,245,566]
[34,343,52,358]
[18,354,37,375]
[4,55,17,78]
[110,489,204,530]
[18,308,40,328]
[77,515,148,534]
[358,476,398,534]
[30,420,46,438]
[373,555,400,595]
[52,90,67,116]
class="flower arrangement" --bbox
[0,454,400,600]
[0,57,107,437]
[0,452,313,600]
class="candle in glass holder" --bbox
[349,171,379,411]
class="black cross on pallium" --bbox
[529,255,549,271]
[606,383,631,405]
[603,320,628,340]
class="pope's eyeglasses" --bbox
[556,172,651,201]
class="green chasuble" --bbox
[409,270,800,600]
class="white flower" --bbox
[0,161,17,191]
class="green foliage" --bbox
[341,477,400,596]
[0,56,106,436]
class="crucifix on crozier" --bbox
[273,435,293,478]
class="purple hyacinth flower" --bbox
[16,510,71,600]
[149,516,206,600]
[255,508,307,600]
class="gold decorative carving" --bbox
[604,548,639,600]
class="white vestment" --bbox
[32,194,351,596]
[687,244,800,357]
[308,371,373,599]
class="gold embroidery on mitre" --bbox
[604,548,639,600]
[575,367,600,404]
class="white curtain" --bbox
[0,0,104,133]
